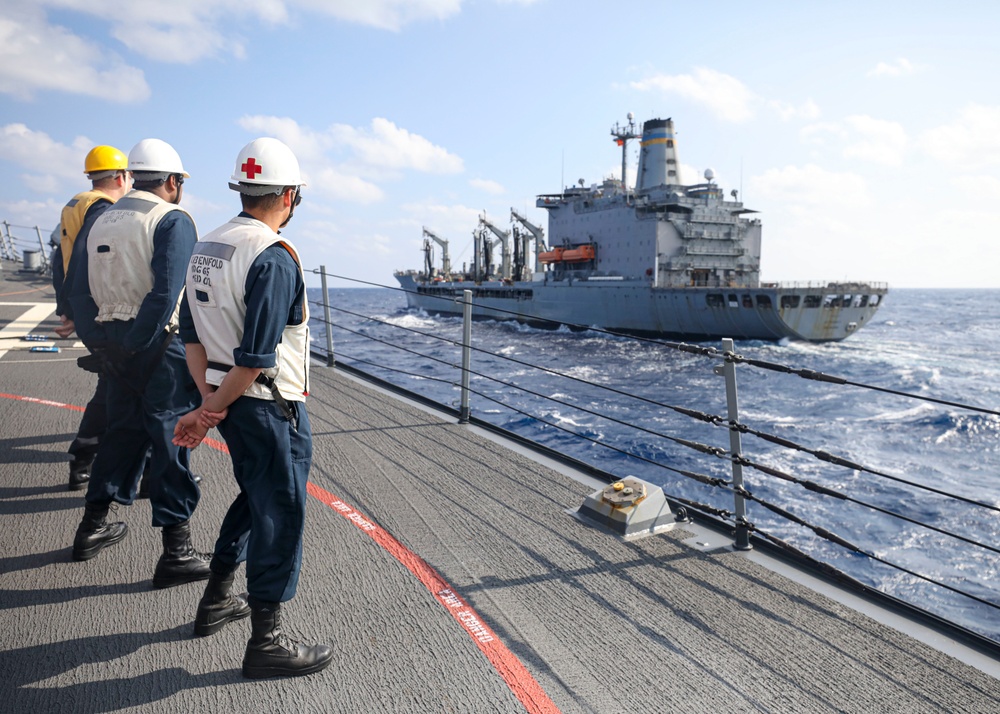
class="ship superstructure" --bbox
[395,114,887,342]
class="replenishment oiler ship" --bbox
[396,114,887,342]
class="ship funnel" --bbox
[636,118,680,192]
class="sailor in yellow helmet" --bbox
[53,145,130,491]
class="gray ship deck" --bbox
[2,264,999,713]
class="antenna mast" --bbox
[610,112,640,190]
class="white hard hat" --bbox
[128,138,189,178]
[229,137,304,195]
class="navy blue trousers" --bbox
[213,396,311,603]
[68,373,107,469]
[85,322,200,527]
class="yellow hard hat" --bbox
[83,145,128,175]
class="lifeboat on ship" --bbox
[539,244,595,264]
[561,244,596,263]
[538,247,565,264]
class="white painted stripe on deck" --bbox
[0,302,56,359]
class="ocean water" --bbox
[308,286,1000,642]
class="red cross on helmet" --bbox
[229,137,304,195]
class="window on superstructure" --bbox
[756,295,772,308]
[742,294,753,308]
[803,295,822,308]
[780,295,800,308]
[728,294,739,308]
[706,294,724,307]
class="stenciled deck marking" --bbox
[306,481,561,714]
[1,392,561,714]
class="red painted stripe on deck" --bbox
[3,391,560,712]
[306,481,561,714]
[0,392,85,412]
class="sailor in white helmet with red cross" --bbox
[175,137,332,679]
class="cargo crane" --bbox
[510,208,546,274]
[478,213,511,281]
[421,226,451,280]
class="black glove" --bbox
[76,352,104,374]
[86,341,135,378]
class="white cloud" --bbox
[470,178,505,195]
[2,0,470,102]
[799,116,908,165]
[749,164,870,207]
[769,99,821,122]
[0,10,149,102]
[800,122,847,146]
[950,175,1000,201]
[0,124,91,178]
[401,201,482,236]
[0,124,100,195]
[843,115,908,166]
[630,67,756,123]
[0,197,65,231]
[39,0,288,63]
[294,0,463,32]
[867,57,917,78]
[921,104,1000,169]
[313,166,385,204]
[329,118,464,174]
[236,115,462,204]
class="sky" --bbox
[2,0,1000,289]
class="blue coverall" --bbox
[68,210,201,527]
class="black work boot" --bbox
[68,459,92,491]
[242,598,333,679]
[194,568,251,637]
[72,502,128,561]
[152,520,211,588]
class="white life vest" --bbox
[60,190,111,275]
[186,215,309,403]
[88,190,194,324]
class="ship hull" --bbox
[395,273,885,342]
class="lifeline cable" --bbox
[311,269,999,417]
[742,493,1000,613]
[320,306,1000,515]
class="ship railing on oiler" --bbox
[0,222,54,275]
[308,266,1000,658]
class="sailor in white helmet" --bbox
[67,138,211,590]
[174,137,332,679]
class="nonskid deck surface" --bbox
[1,265,998,713]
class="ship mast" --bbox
[610,112,640,191]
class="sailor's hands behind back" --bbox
[173,410,209,449]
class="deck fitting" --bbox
[573,476,678,540]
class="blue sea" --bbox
[308,287,1000,642]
